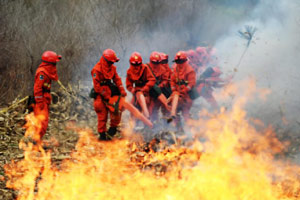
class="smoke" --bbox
[104,0,300,132]
[214,0,300,131]
[78,0,257,77]
[5,0,295,130]
[80,0,300,132]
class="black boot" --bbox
[99,132,107,141]
[107,127,117,139]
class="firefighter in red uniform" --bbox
[126,52,155,117]
[91,49,127,141]
[195,46,209,74]
[205,45,218,67]
[147,51,170,122]
[186,49,200,74]
[33,51,62,143]
[170,51,196,123]
[195,46,222,110]
[159,52,172,98]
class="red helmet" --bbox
[129,52,142,65]
[160,52,168,60]
[173,51,187,63]
[187,49,197,59]
[196,46,207,56]
[42,51,62,64]
[102,49,120,63]
[149,51,161,64]
[160,52,168,64]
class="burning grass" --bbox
[4,111,300,199]
[2,80,300,200]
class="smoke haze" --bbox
[214,0,300,131]
[1,0,299,131]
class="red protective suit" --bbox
[195,47,209,75]
[206,46,218,67]
[126,63,155,109]
[91,56,126,133]
[196,66,223,109]
[33,62,58,141]
[170,62,196,120]
[147,62,169,88]
[147,62,170,121]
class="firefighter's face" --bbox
[175,59,186,64]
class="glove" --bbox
[100,87,111,99]
[158,83,165,88]
[140,86,148,93]
[171,86,176,93]
[130,88,136,94]
[120,89,127,97]
[36,102,44,110]
[180,86,189,94]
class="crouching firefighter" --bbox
[168,51,196,130]
[147,51,171,122]
[126,52,156,120]
[90,49,127,141]
[32,51,62,143]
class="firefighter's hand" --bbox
[158,83,165,88]
[100,87,110,99]
[140,87,147,93]
[121,90,127,97]
[36,102,44,110]
[130,88,136,94]
[180,86,188,94]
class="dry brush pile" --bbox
[0,83,98,199]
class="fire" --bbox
[4,80,300,200]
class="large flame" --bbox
[4,80,300,200]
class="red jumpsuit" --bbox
[170,62,196,121]
[91,57,126,133]
[197,66,222,109]
[206,47,218,67]
[126,63,155,110]
[159,63,172,89]
[147,62,170,121]
[195,47,209,75]
[33,62,58,141]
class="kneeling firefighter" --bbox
[126,52,156,119]
[32,51,62,143]
[169,51,196,127]
[91,49,127,141]
[147,51,171,122]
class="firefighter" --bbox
[159,52,172,98]
[205,45,218,67]
[126,52,155,119]
[195,46,209,74]
[195,67,220,110]
[146,51,170,122]
[170,51,196,127]
[186,49,200,73]
[33,51,62,143]
[91,49,127,141]
[195,46,222,110]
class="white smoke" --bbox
[215,0,300,130]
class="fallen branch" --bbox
[0,96,29,114]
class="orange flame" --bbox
[4,80,300,200]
